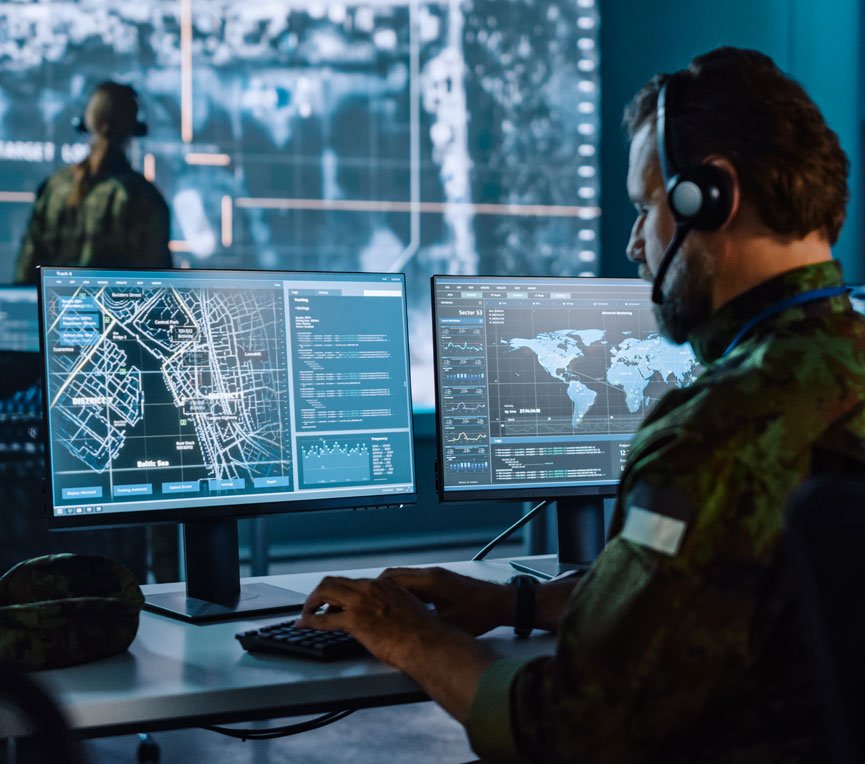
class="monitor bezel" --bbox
[38,265,417,530]
[431,273,661,503]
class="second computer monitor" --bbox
[0,284,42,398]
[0,285,39,353]
[432,276,700,502]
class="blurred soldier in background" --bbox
[11,82,178,583]
[14,81,172,284]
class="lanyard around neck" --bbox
[720,286,849,359]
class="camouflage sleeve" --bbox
[13,180,50,285]
[503,529,752,764]
[465,523,749,764]
[466,656,538,760]
[472,332,865,764]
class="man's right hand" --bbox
[379,566,514,636]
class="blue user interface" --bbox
[40,268,415,518]
[433,276,700,498]
[0,285,39,352]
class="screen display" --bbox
[433,276,700,499]
[40,267,415,521]
[0,0,600,278]
[0,0,600,411]
[0,285,38,352]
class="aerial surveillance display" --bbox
[46,285,290,482]
[0,0,600,408]
[41,268,415,515]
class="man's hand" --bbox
[298,574,495,722]
[298,575,455,668]
[379,566,514,635]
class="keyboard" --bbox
[236,619,367,661]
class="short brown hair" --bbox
[623,47,849,245]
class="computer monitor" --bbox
[0,285,39,353]
[431,275,699,575]
[0,285,42,399]
[38,266,416,622]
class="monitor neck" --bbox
[143,514,306,623]
[184,517,242,605]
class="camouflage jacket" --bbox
[467,260,865,763]
[14,151,172,285]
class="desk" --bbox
[35,559,557,738]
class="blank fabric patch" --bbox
[620,481,694,556]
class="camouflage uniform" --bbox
[467,260,865,763]
[14,150,172,285]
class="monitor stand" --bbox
[509,496,606,580]
[144,517,307,623]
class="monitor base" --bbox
[508,555,590,581]
[144,582,306,624]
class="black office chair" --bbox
[787,475,865,764]
[0,661,85,764]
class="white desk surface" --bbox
[34,558,557,737]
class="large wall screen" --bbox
[0,0,600,407]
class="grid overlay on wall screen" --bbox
[0,0,600,408]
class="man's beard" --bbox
[647,243,714,344]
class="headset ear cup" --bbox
[667,165,733,230]
[693,164,733,229]
[667,175,704,220]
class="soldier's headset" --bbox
[71,82,148,138]
[651,72,733,304]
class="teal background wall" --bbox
[599,0,864,282]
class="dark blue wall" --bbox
[600,0,864,282]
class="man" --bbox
[14,81,172,285]
[299,47,865,762]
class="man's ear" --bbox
[705,156,740,230]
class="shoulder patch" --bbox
[620,481,693,556]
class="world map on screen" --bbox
[504,328,698,429]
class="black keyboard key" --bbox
[236,618,367,661]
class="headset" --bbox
[72,82,148,137]
[651,72,733,304]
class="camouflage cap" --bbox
[0,553,144,671]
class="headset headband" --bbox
[656,74,677,184]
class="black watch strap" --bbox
[509,574,538,638]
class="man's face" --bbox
[626,122,675,282]
[625,122,714,344]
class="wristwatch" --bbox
[508,574,538,638]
